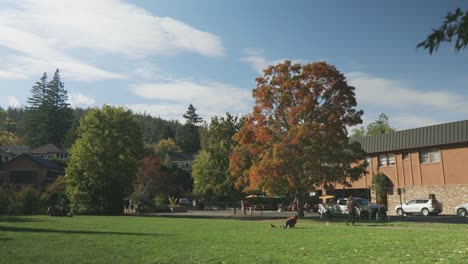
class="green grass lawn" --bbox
[0,215,467,264]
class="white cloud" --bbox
[392,115,440,129]
[7,96,21,108]
[347,72,468,114]
[346,72,468,129]
[241,48,304,74]
[0,55,125,81]
[129,79,253,121]
[0,0,224,81]
[68,93,96,107]
[133,63,172,81]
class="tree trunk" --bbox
[241,199,246,215]
[296,195,304,218]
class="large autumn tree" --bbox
[230,61,367,217]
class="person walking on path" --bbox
[346,196,357,226]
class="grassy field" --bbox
[0,215,467,264]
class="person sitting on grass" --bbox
[282,214,298,229]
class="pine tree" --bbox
[23,70,72,147]
[176,104,203,153]
[183,104,203,125]
[24,73,49,147]
[45,69,72,146]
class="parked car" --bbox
[178,198,191,206]
[395,199,442,216]
[454,203,468,217]
[334,197,386,219]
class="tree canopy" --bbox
[418,8,468,54]
[66,105,144,214]
[23,70,72,147]
[176,104,203,153]
[349,113,396,140]
[230,61,367,217]
[192,113,243,204]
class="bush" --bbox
[152,195,167,207]
[15,186,47,214]
[0,184,16,215]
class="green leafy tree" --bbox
[192,114,243,207]
[66,105,144,214]
[192,150,217,202]
[230,61,367,217]
[63,107,89,148]
[349,113,395,139]
[366,113,395,136]
[176,104,203,153]
[0,184,16,214]
[418,8,468,54]
[372,173,393,204]
[155,138,178,158]
[349,126,366,140]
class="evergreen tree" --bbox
[183,104,203,125]
[23,70,72,147]
[176,104,203,153]
[45,69,73,146]
[24,73,49,147]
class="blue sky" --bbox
[0,0,467,130]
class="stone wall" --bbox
[387,185,468,215]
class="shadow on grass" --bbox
[0,225,160,237]
[0,216,47,223]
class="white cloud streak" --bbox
[348,72,468,114]
[129,79,253,121]
[7,96,21,108]
[347,72,468,129]
[240,48,304,74]
[68,93,96,107]
[0,0,224,81]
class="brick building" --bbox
[331,120,468,215]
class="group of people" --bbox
[124,197,142,213]
[281,195,387,228]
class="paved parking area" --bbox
[138,209,468,224]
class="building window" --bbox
[378,154,387,167]
[387,153,395,165]
[378,153,395,167]
[402,152,409,160]
[420,148,440,163]
[365,156,371,167]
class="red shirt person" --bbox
[284,215,298,229]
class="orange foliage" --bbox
[229,61,365,198]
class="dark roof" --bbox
[353,120,468,154]
[6,153,65,171]
[168,152,196,162]
[0,145,31,155]
[30,144,62,153]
